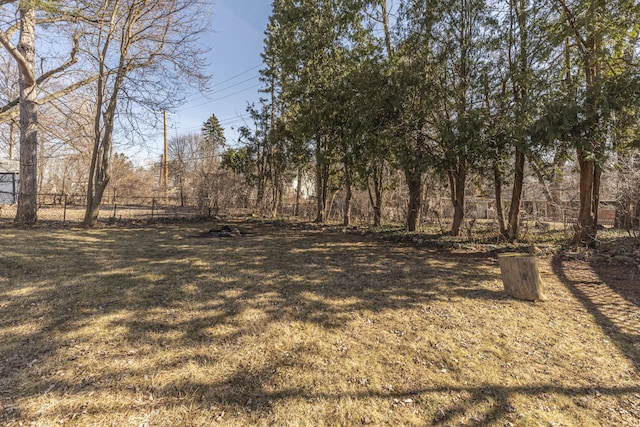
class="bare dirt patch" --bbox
[0,220,638,426]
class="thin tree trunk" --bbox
[493,160,507,236]
[405,170,422,232]
[315,141,323,223]
[450,157,467,237]
[315,135,328,223]
[367,163,384,227]
[506,146,525,242]
[84,125,113,226]
[380,0,393,57]
[294,167,302,216]
[572,29,602,246]
[343,162,352,226]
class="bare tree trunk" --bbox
[14,7,38,224]
[84,116,114,226]
[574,150,597,245]
[294,167,302,216]
[370,163,384,226]
[405,170,422,232]
[343,162,352,226]
[449,157,467,237]
[493,160,507,236]
[315,135,328,223]
[506,146,525,242]
[315,141,323,223]
[367,176,383,227]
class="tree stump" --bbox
[497,253,546,301]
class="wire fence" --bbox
[0,191,626,233]
[0,193,214,224]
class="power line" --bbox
[180,84,262,111]
[180,75,261,104]
[215,64,262,86]
[178,64,263,104]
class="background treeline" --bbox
[0,0,209,226]
[2,0,640,246]
[220,0,640,245]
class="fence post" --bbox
[63,194,68,224]
[151,197,155,220]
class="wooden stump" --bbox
[497,253,546,301]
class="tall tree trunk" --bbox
[506,146,525,242]
[405,169,422,232]
[574,150,597,245]
[84,170,109,226]
[84,28,125,226]
[315,137,322,223]
[294,167,302,216]
[449,157,467,236]
[84,126,113,226]
[380,0,393,57]
[493,160,507,236]
[271,171,281,218]
[315,135,329,223]
[367,171,383,227]
[343,162,352,226]
[14,7,38,224]
[571,26,603,245]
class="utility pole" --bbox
[163,110,169,204]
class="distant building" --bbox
[0,158,19,205]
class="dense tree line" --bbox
[2,1,639,244]
[224,0,640,245]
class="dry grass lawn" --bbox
[0,220,639,426]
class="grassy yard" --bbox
[0,220,638,426]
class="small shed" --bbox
[0,158,19,205]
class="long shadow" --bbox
[151,376,640,426]
[552,254,640,372]
[589,256,640,307]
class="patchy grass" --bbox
[0,220,638,426]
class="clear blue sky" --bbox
[139,1,272,165]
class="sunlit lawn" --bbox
[0,221,638,426]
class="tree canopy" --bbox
[220,0,640,243]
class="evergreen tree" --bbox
[550,0,640,245]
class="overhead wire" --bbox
[178,63,264,104]
[180,84,262,111]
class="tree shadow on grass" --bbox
[150,374,640,426]
[552,254,640,372]
[1,223,638,425]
